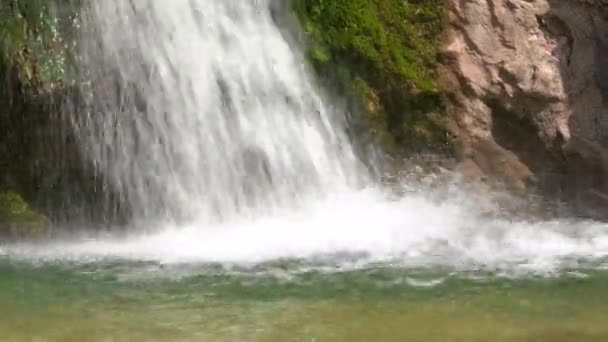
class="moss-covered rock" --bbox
[0,191,50,238]
[293,0,449,154]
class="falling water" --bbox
[73,0,365,224]
[5,0,608,276]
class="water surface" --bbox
[2,258,608,341]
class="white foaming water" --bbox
[7,188,608,275]
[73,0,363,222]
[7,0,608,276]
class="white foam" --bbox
[7,187,608,275]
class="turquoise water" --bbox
[2,257,608,341]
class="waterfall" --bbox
[9,0,607,276]
[72,0,365,224]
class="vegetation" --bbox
[293,0,449,153]
[0,0,73,94]
[0,190,48,236]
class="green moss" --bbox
[0,0,70,93]
[293,0,449,153]
[0,191,49,236]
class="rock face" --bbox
[440,0,608,218]
[0,83,127,229]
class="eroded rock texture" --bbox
[440,0,608,218]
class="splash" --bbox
[7,188,608,275]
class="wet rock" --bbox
[440,0,608,219]
[0,191,51,240]
[383,154,547,221]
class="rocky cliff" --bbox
[439,0,608,218]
